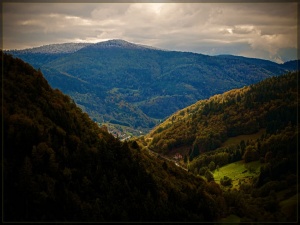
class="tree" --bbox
[162,161,168,170]
[205,170,214,182]
[264,151,273,163]
[199,166,208,176]
[240,140,246,153]
[220,176,232,186]
[184,154,188,163]
[208,161,215,171]
[189,144,200,161]
[243,146,259,163]
[130,140,139,150]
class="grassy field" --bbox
[213,160,262,189]
[221,129,266,148]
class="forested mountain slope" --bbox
[139,71,298,222]
[145,71,297,156]
[1,52,227,222]
[7,40,298,133]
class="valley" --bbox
[2,44,298,223]
[2,52,228,222]
[6,39,299,135]
[136,70,298,222]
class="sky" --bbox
[2,1,299,63]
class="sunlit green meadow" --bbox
[213,160,262,189]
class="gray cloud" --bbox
[2,2,298,63]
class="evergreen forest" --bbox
[2,52,227,222]
[1,51,298,223]
[140,69,298,222]
[7,40,299,136]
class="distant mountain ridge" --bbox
[8,42,92,54]
[6,39,299,134]
[82,39,164,51]
[7,39,163,54]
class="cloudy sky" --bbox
[2,1,299,63]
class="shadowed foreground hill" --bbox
[1,52,226,222]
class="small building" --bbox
[174,153,183,160]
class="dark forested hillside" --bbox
[7,40,299,135]
[1,52,227,222]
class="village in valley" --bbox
[96,122,142,141]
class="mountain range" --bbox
[6,39,299,135]
[2,48,298,222]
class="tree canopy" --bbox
[2,52,226,222]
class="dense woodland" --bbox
[2,52,228,222]
[1,51,298,223]
[141,70,298,222]
[146,71,297,157]
[8,40,299,135]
